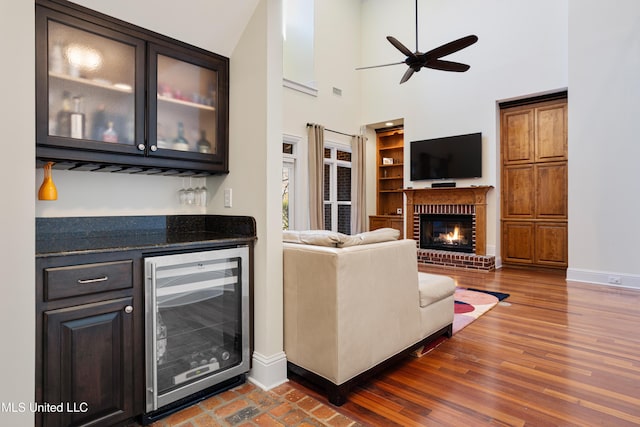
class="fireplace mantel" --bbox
[404,186,493,256]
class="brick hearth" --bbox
[417,249,496,270]
[404,186,496,271]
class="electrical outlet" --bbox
[224,188,232,208]
[607,276,622,285]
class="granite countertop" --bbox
[36,215,257,257]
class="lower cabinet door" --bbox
[502,221,535,264]
[43,297,134,427]
[534,222,568,267]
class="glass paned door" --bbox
[323,145,352,233]
[46,20,137,145]
[155,55,218,154]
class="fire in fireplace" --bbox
[420,214,474,253]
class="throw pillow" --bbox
[282,230,347,247]
[338,228,400,247]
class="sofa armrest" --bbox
[283,239,422,384]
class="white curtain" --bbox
[308,124,325,230]
[351,134,367,234]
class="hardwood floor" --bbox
[290,266,640,426]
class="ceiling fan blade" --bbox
[355,61,405,71]
[387,36,416,58]
[424,35,478,60]
[425,59,470,72]
[399,67,416,84]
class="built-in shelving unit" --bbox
[369,128,404,237]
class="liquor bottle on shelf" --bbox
[208,83,217,107]
[56,91,72,137]
[196,130,211,154]
[172,122,189,151]
[91,104,108,141]
[70,96,85,139]
[102,121,118,142]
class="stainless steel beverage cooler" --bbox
[144,246,250,421]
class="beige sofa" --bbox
[283,230,455,405]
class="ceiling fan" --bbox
[357,0,478,84]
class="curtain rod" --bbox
[306,123,356,138]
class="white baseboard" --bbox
[566,268,640,290]
[494,256,503,270]
[248,351,288,390]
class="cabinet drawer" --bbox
[44,260,133,301]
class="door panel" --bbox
[44,297,134,427]
[502,222,534,264]
[536,163,568,219]
[536,104,567,162]
[535,223,568,266]
[503,109,534,164]
[503,165,535,218]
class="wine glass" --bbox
[194,179,203,206]
[199,178,208,206]
[178,178,188,205]
[185,177,195,205]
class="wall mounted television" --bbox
[410,132,482,181]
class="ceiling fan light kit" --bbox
[358,0,478,84]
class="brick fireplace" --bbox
[404,186,495,270]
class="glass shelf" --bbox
[158,95,216,111]
[49,72,133,93]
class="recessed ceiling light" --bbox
[385,122,394,126]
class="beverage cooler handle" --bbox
[150,262,159,410]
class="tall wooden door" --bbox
[501,96,568,268]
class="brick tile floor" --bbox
[145,382,361,427]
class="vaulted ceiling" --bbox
[70,0,260,57]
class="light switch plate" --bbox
[224,188,232,208]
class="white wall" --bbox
[359,0,569,258]
[566,0,640,288]
[282,0,363,229]
[0,2,35,425]
[211,0,287,388]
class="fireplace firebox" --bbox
[420,214,474,253]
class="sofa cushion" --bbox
[283,228,400,248]
[338,228,400,247]
[282,230,347,247]
[418,272,456,307]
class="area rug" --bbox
[412,288,510,357]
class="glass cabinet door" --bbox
[148,44,228,169]
[145,247,249,411]
[36,9,144,154]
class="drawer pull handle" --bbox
[77,276,108,284]
[124,305,134,314]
